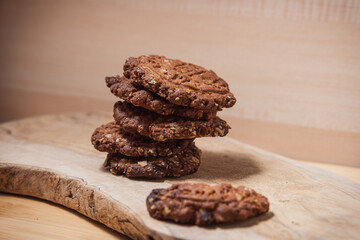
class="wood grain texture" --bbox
[0,0,359,166]
[0,112,359,239]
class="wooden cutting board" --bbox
[0,112,359,240]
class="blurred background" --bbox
[0,0,359,167]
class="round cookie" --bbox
[104,144,201,179]
[123,55,236,111]
[113,101,230,141]
[146,183,270,226]
[105,75,218,120]
[91,122,194,157]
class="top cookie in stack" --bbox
[109,55,236,118]
[91,55,236,179]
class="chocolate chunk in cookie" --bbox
[146,183,269,226]
[104,144,201,178]
[123,55,236,111]
[113,101,230,141]
[91,122,194,157]
[105,75,217,120]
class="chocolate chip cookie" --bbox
[104,144,201,178]
[91,122,194,157]
[106,75,217,120]
[113,101,230,141]
[146,183,269,225]
[123,55,236,111]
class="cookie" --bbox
[113,101,230,141]
[104,144,201,178]
[105,75,217,120]
[146,183,269,226]
[123,55,236,111]
[91,122,194,157]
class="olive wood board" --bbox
[0,112,359,240]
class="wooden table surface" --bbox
[1,161,359,240]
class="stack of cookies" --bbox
[91,55,236,179]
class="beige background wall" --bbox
[0,0,359,166]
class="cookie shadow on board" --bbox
[97,149,261,183]
[204,211,274,230]
[182,150,262,181]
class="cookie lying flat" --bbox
[105,75,217,120]
[91,122,194,157]
[113,101,230,141]
[104,144,201,178]
[146,183,269,226]
[123,55,236,111]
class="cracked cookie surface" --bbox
[106,76,217,120]
[91,122,194,157]
[123,55,236,111]
[113,101,230,141]
[146,183,270,225]
[104,144,201,178]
